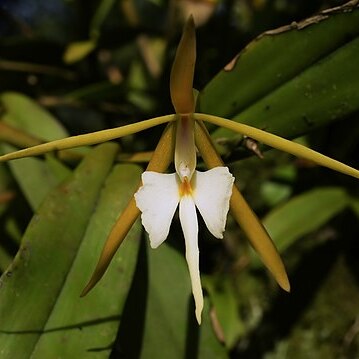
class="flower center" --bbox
[179,176,192,197]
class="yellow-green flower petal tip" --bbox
[0,114,176,162]
[170,16,196,114]
[196,114,359,180]
[81,197,140,297]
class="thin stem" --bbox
[0,59,76,80]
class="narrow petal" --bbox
[81,197,140,296]
[230,187,290,292]
[82,123,175,296]
[194,120,290,292]
[0,114,176,162]
[134,172,180,248]
[179,195,203,324]
[195,113,359,179]
[192,167,234,238]
[170,16,196,114]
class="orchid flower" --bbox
[135,119,234,323]
[134,19,236,323]
[1,16,359,324]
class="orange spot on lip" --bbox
[179,176,192,197]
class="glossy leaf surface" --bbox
[199,2,359,140]
[0,144,141,357]
[263,187,349,254]
[118,240,227,358]
[0,93,72,210]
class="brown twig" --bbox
[0,60,77,81]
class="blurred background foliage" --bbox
[0,0,359,358]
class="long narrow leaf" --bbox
[198,2,359,140]
[0,143,119,357]
[30,164,142,357]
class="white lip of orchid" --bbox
[134,167,234,324]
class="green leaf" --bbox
[1,144,71,210]
[0,94,74,209]
[0,143,131,357]
[62,0,116,64]
[30,163,142,358]
[118,240,227,358]
[261,181,292,207]
[198,299,229,359]
[203,276,244,349]
[198,3,359,140]
[89,0,117,40]
[0,92,89,159]
[1,92,68,140]
[139,241,193,358]
[44,154,72,183]
[349,197,359,217]
[63,40,97,64]
[261,187,349,256]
